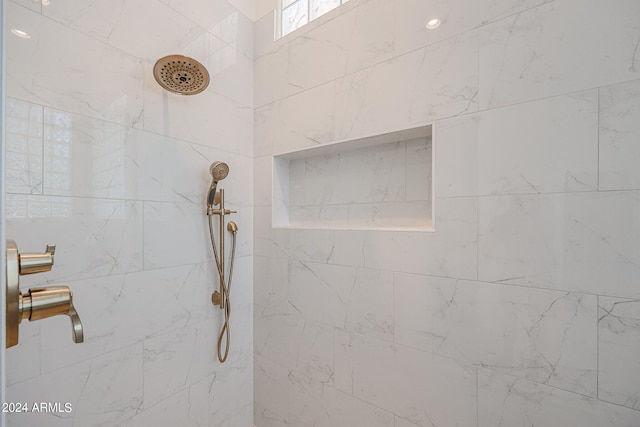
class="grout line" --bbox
[434,188,640,199]
[597,87,601,191]
[476,366,480,427]
[6,97,254,160]
[596,295,599,400]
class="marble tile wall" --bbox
[254,0,640,426]
[283,136,432,229]
[5,0,253,426]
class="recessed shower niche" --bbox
[273,125,433,231]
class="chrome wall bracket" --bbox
[5,240,84,348]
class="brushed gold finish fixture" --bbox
[206,162,239,363]
[5,240,84,348]
[153,55,210,95]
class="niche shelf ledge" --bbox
[272,124,434,232]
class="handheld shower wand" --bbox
[207,161,230,213]
[205,161,238,363]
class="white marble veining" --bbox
[7,344,143,427]
[335,331,477,427]
[478,369,640,427]
[599,79,640,191]
[5,98,43,195]
[253,10,276,59]
[254,0,640,426]
[43,107,133,199]
[255,79,337,157]
[255,296,335,386]
[255,44,289,108]
[328,197,477,278]
[42,0,212,63]
[38,263,215,374]
[436,90,598,197]
[143,320,218,407]
[598,297,640,410]
[334,32,478,140]
[279,80,336,148]
[7,3,144,128]
[167,0,254,59]
[254,354,394,427]
[282,135,432,229]
[143,201,213,269]
[394,0,551,57]
[11,0,41,13]
[143,63,253,155]
[288,0,394,95]
[6,0,253,425]
[479,0,640,109]
[207,45,254,107]
[395,274,597,396]
[6,322,40,386]
[6,194,143,285]
[478,191,640,298]
[119,387,207,427]
[288,259,354,328]
[208,356,254,427]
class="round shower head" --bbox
[210,161,229,181]
[153,55,210,95]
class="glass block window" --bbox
[281,0,349,36]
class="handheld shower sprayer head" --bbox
[210,161,229,181]
[207,161,229,208]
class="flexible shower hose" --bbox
[208,215,237,363]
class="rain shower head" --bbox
[207,162,229,208]
[153,54,210,95]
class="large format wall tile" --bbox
[395,274,597,396]
[479,0,640,109]
[254,45,289,108]
[38,263,215,374]
[42,0,210,63]
[598,297,640,410]
[6,195,143,285]
[478,191,640,298]
[394,0,551,57]
[167,0,254,59]
[255,354,394,427]
[288,0,395,95]
[335,331,477,427]
[7,3,144,128]
[119,387,207,427]
[7,344,143,427]
[207,46,254,107]
[600,79,640,191]
[5,98,43,195]
[335,32,478,140]
[208,356,254,427]
[478,369,640,427]
[5,322,40,386]
[436,90,598,197]
[327,197,478,278]
[143,62,253,155]
[143,201,212,269]
[6,0,253,425]
[143,320,218,407]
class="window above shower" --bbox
[272,125,434,231]
[280,0,350,36]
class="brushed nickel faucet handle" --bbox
[18,243,56,275]
[5,240,84,348]
[21,286,84,344]
[67,303,84,344]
